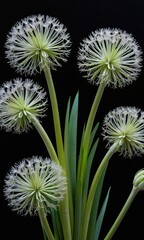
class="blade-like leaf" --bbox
[82,138,99,212]
[68,92,79,196]
[51,209,64,240]
[64,92,79,235]
[94,188,111,240]
[86,166,108,240]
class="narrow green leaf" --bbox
[88,123,99,152]
[64,96,71,175]
[77,123,99,197]
[68,92,79,196]
[77,125,85,179]
[82,123,100,211]
[51,209,64,240]
[64,96,74,233]
[74,123,99,240]
[73,126,86,240]
[82,138,99,213]
[94,188,111,240]
[87,166,108,240]
[64,92,79,236]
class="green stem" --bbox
[82,142,119,240]
[78,83,106,198]
[74,83,106,240]
[83,82,106,148]
[43,66,72,240]
[59,193,72,240]
[38,208,55,240]
[104,186,139,240]
[43,66,65,167]
[29,114,59,163]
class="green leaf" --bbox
[73,125,85,240]
[88,123,99,151]
[86,166,108,240]
[51,209,64,240]
[82,138,99,212]
[68,92,79,196]
[94,187,111,240]
[82,123,100,210]
[74,123,99,240]
[64,96,71,176]
[64,92,79,235]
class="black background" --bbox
[1,0,144,239]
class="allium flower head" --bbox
[5,14,71,75]
[0,78,47,133]
[102,106,144,158]
[3,156,67,215]
[78,28,142,87]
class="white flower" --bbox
[0,78,47,133]
[102,106,144,157]
[3,156,67,215]
[77,28,143,88]
[5,14,71,75]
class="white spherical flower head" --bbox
[3,156,67,215]
[0,78,47,133]
[5,14,71,75]
[102,106,144,158]
[78,28,143,87]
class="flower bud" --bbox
[133,169,144,191]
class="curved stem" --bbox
[78,82,106,197]
[43,66,72,240]
[104,186,139,240]
[83,82,105,148]
[82,142,119,240]
[29,114,59,163]
[38,208,55,240]
[43,66,65,167]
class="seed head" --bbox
[102,106,144,157]
[0,78,47,133]
[5,14,72,75]
[3,156,67,215]
[78,28,142,88]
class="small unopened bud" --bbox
[133,169,144,191]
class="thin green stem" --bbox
[29,114,59,163]
[38,208,55,240]
[78,83,106,199]
[104,186,139,240]
[43,66,72,240]
[73,83,105,240]
[82,142,119,240]
[59,193,72,240]
[43,66,65,167]
[83,82,105,148]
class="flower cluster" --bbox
[2,13,144,240]
[0,78,47,133]
[5,14,72,75]
[77,28,142,87]
[102,106,144,158]
[4,156,67,215]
